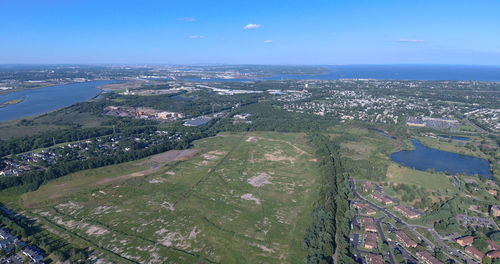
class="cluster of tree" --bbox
[106,90,262,117]
[0,124,217,191]
[424,197,467,234]
[214,102,334,133]
[0,127,115,156]
[303,133,355,264]
[392,183,433,209]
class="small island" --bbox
[0,96,26,108]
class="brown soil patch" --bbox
[95,149,199,185]
[247,172,272,187]
[264,151,296,163]
[246,136,258,142]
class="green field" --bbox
[385,163,455,191]
[9,132,320,263]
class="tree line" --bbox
[303,133,356,264]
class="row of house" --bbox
[455,235,500,261]
[353,201,376,215]
[361,217,377,233]
[395,230,418,248]
[364,231,378,250]
[0,228,44,263]
[371,193,394,205]
[394,205,423,219]
[416,251,444,264]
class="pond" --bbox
[390,139,492,178]
[437,135,471,141]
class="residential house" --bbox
[416,251,444,264]
[396,230,417,248]
[371,193,393,205]
[394,205,422,219]
[465,245,485,261]
[486,250,500,260]
[362,217,378,233]
[22,246,44,262]
[455,236,474,246]
[364,232,378,250]
[366,253,384,264]
[487,240,500,251]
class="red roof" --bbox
[367,253,384,264]
[465,245,485,260]
[487,250,500,259]
[488,240,500,251]
[456,236,474,246]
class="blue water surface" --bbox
[181,65,500,82]
[391,139,492,178]
[0,80,119,122]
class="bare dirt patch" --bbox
[96,149,199,185]
[264,151,296,163]
[149,178,164,184]
[147,149,199,164]
[247,172,272,187]
[240,193,261,204]
[246,136,258,142]
[86,225,110,236]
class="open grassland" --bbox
[0,106,110,139]
[385,163,455,191]
[11,132,319,263]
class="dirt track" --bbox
[96,149,199,185]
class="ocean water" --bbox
[183,65,500,82]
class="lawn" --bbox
[12,132,320,263]
[385,163,455,191]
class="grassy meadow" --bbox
[3,132,321,263]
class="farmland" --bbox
[5,132,320,263]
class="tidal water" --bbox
[182,65,500,82]
[0,80,119,122]
[391,139,492,178]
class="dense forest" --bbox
[303,133,356,264]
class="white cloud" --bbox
[395,39,425,43]
[177,17,196,22]
[263,40,273,43]
[189,35,205,39]
[243,24,261,30]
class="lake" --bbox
[391,139,492,178]
[0,80,119,122]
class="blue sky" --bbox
[1,0,499,64]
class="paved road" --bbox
[464,118,488,134]
[350,233,365,264]
[392,243,419,263]
[375,217,396,264]
[407,224,478,264]
[349,178,477,264]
